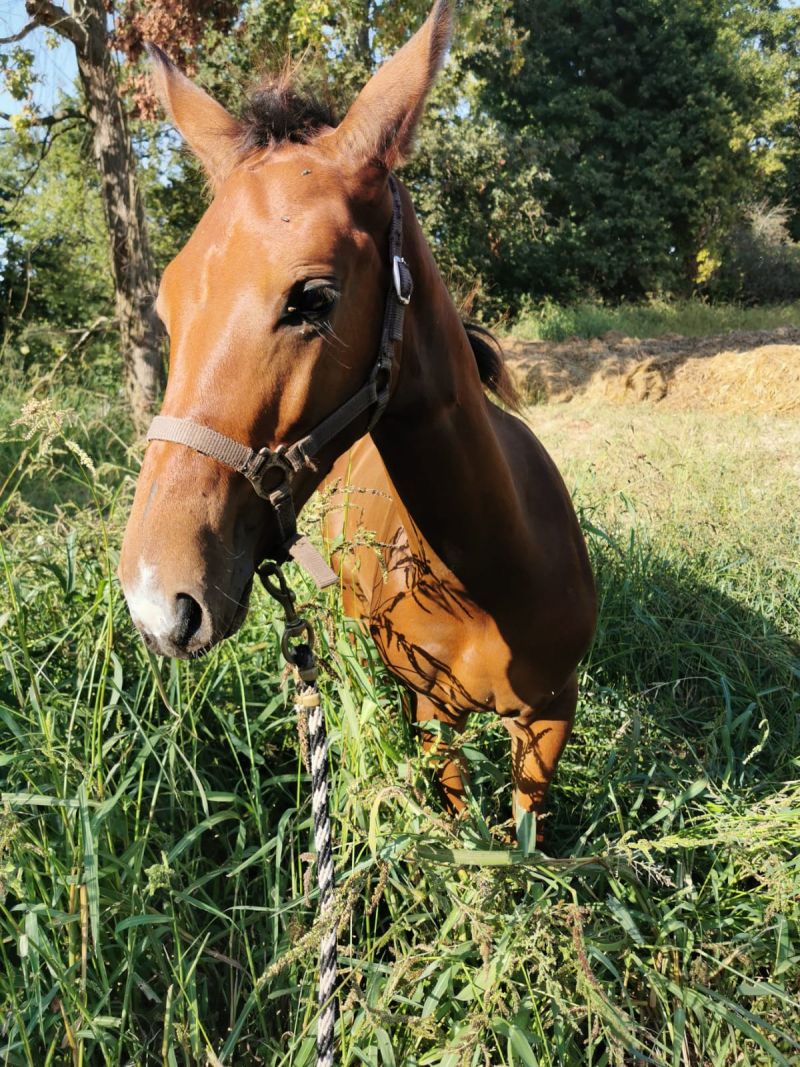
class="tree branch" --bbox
[34,316,113,392]
[0,108,85,127]
[24,0,86,50]
[0,19,39,45]
[0,115,84,207]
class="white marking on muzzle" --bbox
[125,562,175,642]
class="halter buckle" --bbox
[392,256,413,306]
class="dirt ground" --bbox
[504,326,800,415]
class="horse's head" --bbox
[119,2,452,658]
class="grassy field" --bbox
[0,378,798,1066]
[508,296,800,342]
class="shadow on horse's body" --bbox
[118,1,596,833]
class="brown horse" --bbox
[119,1,596,835]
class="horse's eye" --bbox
[284,279,339,324]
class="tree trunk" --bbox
[355,1,372,72]
[26,0,162,429]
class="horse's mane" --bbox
[463,322,520,410]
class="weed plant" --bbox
[0,386,798,1065]
[510,297,800,343]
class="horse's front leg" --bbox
[414,694,470,814]
[503,673,578,842]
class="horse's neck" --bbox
[371,207,528,585]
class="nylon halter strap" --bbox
[146,176,413,589]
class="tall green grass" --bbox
[509,296,800,342]
[1,388,798,1065]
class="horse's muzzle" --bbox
[122,565,253,659]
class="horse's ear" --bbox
[333,0,453,173]
[147,45,242,187]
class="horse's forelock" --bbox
[236,68,337,156]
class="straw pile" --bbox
[505,327,800,415]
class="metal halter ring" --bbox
[245,446,296,502]
[257,561,295,610]
[281,619,315,664]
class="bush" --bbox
[709,202,800,304]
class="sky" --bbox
[0,3,79,119]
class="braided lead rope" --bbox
[259,563,337,1066]
[295,664,337,1067]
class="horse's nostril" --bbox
[173,592,204,649]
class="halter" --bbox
[146,176,413,588]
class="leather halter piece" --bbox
[146,176,413,589]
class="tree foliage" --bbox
[734,1,800,241]
[469,0,788,301]
[1,125,112,381]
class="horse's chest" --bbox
[369,573,499,706]
[340,533,534,714]
[324,446,588,717]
